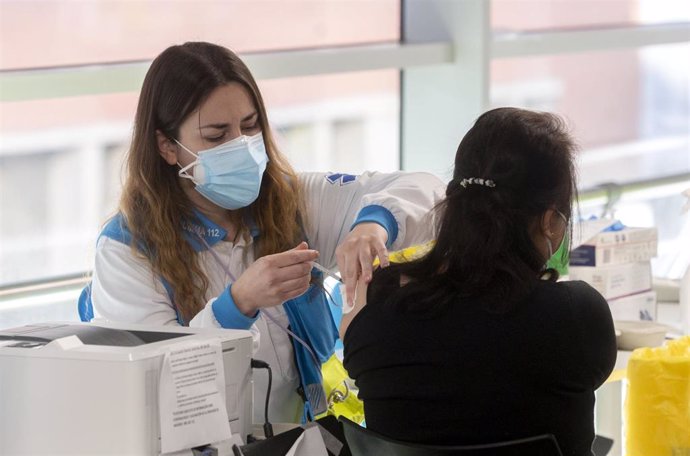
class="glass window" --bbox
[264,70,400,174]
[491,43,690,279]
[0,290,82,329]
[491,44,690,188]
[0,69,400,287]
[492,0,690,32]
[0,0,400,70]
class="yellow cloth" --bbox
[625,336,690,455]
[374,240,436,266]
[318,354,365,424]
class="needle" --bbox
[311,262,343,283]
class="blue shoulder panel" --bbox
[100,213,133,245]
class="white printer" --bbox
[0,322,253,456]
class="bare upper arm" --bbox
[338,279,369,341]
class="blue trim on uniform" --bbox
[283,270,338,418]
[182,210,227,252]
[101,210,257,254]
[100,213,134,246]
[351,204,398,249]
[78,283,94,322]
[183,210,262,249]
[212,284,259,329]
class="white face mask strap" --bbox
[551,209,568,246]
[546,237,554,260]
[556,209,568,224]
[542,209,566,266]
[177,161,197,180]
[173,138,199,179]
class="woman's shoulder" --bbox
[367,265,405,301]
[540,280,617,387]
[555,279,607,302]
[99,213,132,245]
[537,279,611,319]
[97,213,154,259]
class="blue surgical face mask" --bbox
[175,132,269,210]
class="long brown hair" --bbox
[120,42,303,323]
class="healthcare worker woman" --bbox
[78,41,444,424]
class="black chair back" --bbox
[339,417,563,456]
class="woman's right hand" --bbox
[231,241,319,316]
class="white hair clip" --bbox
[459,177,496,188]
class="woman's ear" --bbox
[540,209,554,238]
[156,130,179,165]
[541,208,566,239]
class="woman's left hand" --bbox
[335,222,390,308]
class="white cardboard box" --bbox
[570,226,657,267]
[608,290,657,322]
[569,261,652,300]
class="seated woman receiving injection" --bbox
[341,107,616,456]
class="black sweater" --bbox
[343,276,616,456]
